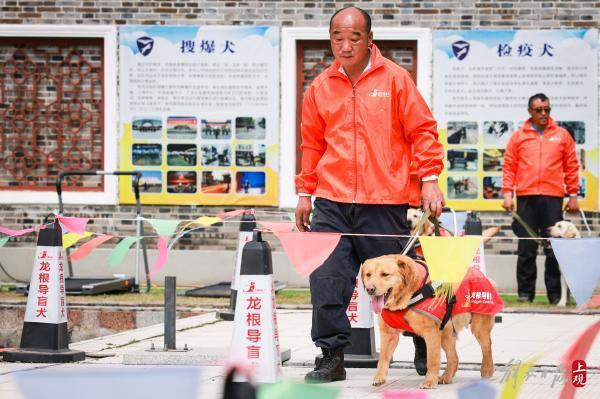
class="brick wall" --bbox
[0,1,598,28]
[0,1,598,255]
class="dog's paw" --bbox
[372,375,387,386]
[419,378,438,389]
[438,373,453,385]
[481,365,494,379]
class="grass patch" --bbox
[0,288,594,309]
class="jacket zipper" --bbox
[537,134,542,194]
[352,86,357,203]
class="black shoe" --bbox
[305,347,346,384]
[517,295,533,303]
[549,297,560,305]
[413,336,427,376]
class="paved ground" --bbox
[1,310,598,399]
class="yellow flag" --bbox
[500,354,542,399]
[62,231,94,249]
[181,216,222,230]
[419,236,481,283]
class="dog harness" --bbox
[381,266,504,334]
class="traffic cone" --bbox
[218,211,256,321]
[4,216,85,363]
[229,231,282,383]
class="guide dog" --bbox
[548,220,581,306]
[362,255,502,389]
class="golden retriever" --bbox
[548,220,581,306]
[361,255,498,389]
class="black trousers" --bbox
[309,198,412,349]
[512,195,563,301]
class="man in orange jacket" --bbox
[295,6,445,383]
[502,93,580,304]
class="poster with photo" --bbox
[434,29,598,210]
[119,26,279,205]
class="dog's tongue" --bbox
[370,295,385,314]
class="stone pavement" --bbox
[0,310,598,399]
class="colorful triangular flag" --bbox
[63,231,94,249]
[107,236,143,268]
[458,380,496,399]
[500,354,542,399]
[274,232,341,278]
[149,236,169,276]
[258,380,339,399]
[146,218,181,237]
[258,221,296,233]
[56,215,89,235]
[559,320,600,399]
[550,238,600,306]
[419,236,481,283]
[69,235,114,261]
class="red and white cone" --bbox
[3,217,84,363]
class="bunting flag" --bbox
[107,236,143,268]
[580,295,600,310]
[381,390,428,399]
[0,224,43,237]
[258,221,296,233]
[274,232,341,278]
[63,231,94,249]
[217,209,250,219]
[458,380,496,399]
[258,381,339,399]
[181,216,222,230]
[419,236,481,283]
[559,320,600,399]
[145,218,181,237]
[55,215,89,235]
[149,236,169,276]
[550,238,600,306]
[69,234,114,261]
[500,354,541,399]
[0,237,9,247]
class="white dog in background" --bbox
[548,220,581,307]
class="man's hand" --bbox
[295,196,313,232]
[421,181,445,218]
[566,196,580,213]
[502,193,514,212]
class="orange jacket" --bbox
[501,118,579,197]
[295,44,444,204]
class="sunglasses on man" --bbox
[531,107,551,114]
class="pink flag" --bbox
[0,225,43,237]
[216,209,248,219]
[258,221,296,233]
[149,236,169,277]
[578,295,600,310]
[559,320,600,399]
[56,215,89,235]
[274,232,341,278]
[69,234,114,261]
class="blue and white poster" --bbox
[434,30,598,211]
[119,26,280,206]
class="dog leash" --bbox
[511,212,550,248]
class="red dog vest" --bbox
[381,268,503,334]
